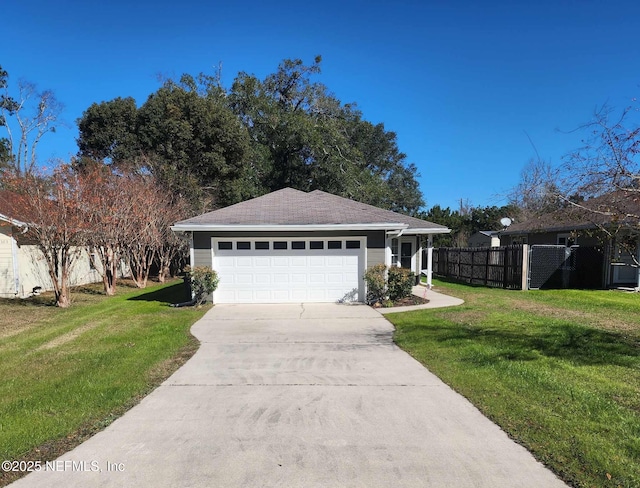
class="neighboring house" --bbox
[468,231,501,248]
[172,188,451,303]
[499,192,640,288]
[0,190,105,298]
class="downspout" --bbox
[189,232,195,270]
[11,227,21,297]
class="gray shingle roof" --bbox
[502,191,640,235]
[175,188,448,231]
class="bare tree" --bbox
[563,103,640,198]
[155,197,189,283]
[77,164,137,295]
[6,165,86,307]
[118,173,183,288]
[0,74,63,176]
[507,159,562,221]
[558,103,640,267]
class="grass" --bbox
[388,279,640,488]
[0,280,208,486]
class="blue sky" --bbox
[2,0,639,210]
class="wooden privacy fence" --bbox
[429,245,525,290]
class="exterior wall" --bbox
[0,225,16,297]
[610,235,638,285]
[367,248,385,268]
[468,233,492,247]
[1,223,108,298]
[192,230,386,269]
[16,245,103,298]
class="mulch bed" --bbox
[391,295,429,307]
[371,294,429,308]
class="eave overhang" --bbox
[171,223,451,234]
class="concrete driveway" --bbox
[11,303,567,487]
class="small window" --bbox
[255,242,269,250]
[310,241,324,249]
[328,241,342,249]
[273,241,287,250]
[292,241,306,250]
[237,241,251,250]
[346,240,361,249]
[218,242,232,250]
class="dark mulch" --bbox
[391,295,429,307]
[371,294,429,309]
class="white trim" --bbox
[426,234,433,288]
[0,213,28,228]
[384,234,392,267]
[173,223,407,232]
[404,228,451,235]
[173,222,451,234]
[189,233,195,269]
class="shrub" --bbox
[364,264,387,305]
[186,266,220,306]
[387,267,415,301]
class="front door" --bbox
[400,242,412,269]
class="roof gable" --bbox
[174,188,448,233]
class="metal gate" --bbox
[528,245,604,289]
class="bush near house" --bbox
[186,267,220,306]
[387,267,415,301]
[364,264,387,304]
[364,264,416,305]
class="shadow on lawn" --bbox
[420,321,640,368]
[127,282,190,305]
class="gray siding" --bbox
[193,232,213,268]
[367,248,385,267]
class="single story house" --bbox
[499,192,640,288]
[172,188,450,303]
[468,231,501,248]
[0,190,105,298]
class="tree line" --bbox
[74,56,424,214]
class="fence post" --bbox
[521,244,529,290]
[426,234,433,288]
[470,249,474,284]
[484,249,490,286]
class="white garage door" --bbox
[212,237,365,303]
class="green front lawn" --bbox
[0,281,208,486]
[389,280,640,488]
